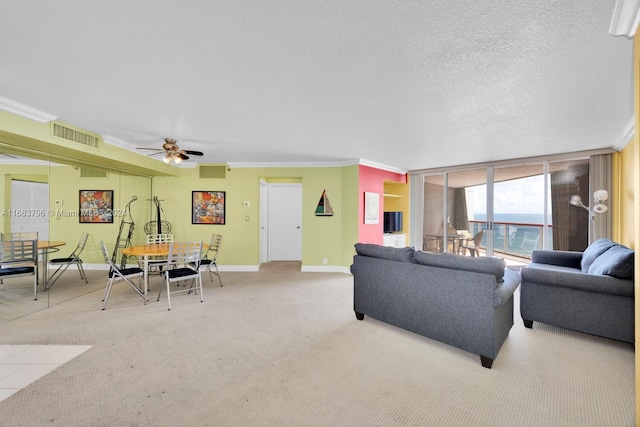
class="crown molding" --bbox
[611,117,635,150]
[227,158,407,174]
[0,96,57,123]
[609,0,640,37]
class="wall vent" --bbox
[199,164,228,179]
[80,168,108,178]
[52,122,99,148]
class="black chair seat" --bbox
[167,267,198,279]
[109,267,143,278]
[50,257,75,263]
[0,266,35,276]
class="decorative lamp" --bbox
[569,190,609,220]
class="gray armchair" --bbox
[520,239,634,343]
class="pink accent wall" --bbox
[358,165,407,244]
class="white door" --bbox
[11,180,49,239]
[259,180,269,263]
[267,183,302,261]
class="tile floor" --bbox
[0,345,91,402]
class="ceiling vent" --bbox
[80,167,108,178]
[52,122,99,148]
[199,164,228,179]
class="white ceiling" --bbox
[0,1,634,172]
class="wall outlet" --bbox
[322,258,328,265]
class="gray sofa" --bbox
[351,244,521,368]
[520,238,634,343]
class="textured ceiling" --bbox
[0,0,633,171]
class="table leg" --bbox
[144,255,149,303]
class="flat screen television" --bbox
[383,211,403,233]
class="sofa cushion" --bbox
[414,251,506,281]
[587,245,634,279]
[581,238,616,272]
[354,243,415,263]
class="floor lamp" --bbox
[569,189,609,242]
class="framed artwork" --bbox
[79,190,114,223]
[192,191,226,224]
[364,192,379,224]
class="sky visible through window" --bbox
[467,175,551,224]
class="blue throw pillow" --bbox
[354,243,415,263]
[587,245,634,279]
[581,238,615,272]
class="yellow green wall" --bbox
[151,165,354,268]
[1,160,362,269]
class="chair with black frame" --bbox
[199,234,223,286]
[459,230,485,257]
[99,241,146,310]
[45,232,89,291]
[157,241,203,311]
[0,239,38,300]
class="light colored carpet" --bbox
[0,262,635,426]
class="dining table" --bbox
[121,243,208,301]
[38,240,66,286]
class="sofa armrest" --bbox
[521,265,633,297]
[493,269,521,307]
[530,249,582,269]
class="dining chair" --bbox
[144,233,174,274]
[199,234,223,286]
[460,230,485,257]
[99,241,146,309]
[45,232,89,291]
[0,238,39,300]
[157,241,203,311]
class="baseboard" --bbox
[78,264,349,273]
[80,264,261,272]
[301,265,351,274]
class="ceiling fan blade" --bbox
[183,150,204,156]
[177,153,190,160]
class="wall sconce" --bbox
[569,190,608,220]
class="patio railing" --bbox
[468,220,552,259]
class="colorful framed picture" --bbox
[192,191,226,224]
[79,190,114,223]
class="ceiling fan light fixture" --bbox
[174,155,182,164]
[163,154,172,164]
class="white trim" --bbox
[609,0,640,37]
[301,265,352,274]
[0,96,57,123]
[82,264,260,272]
[611,117,635,150]
[227,158,407,174]
[85,263,350,273]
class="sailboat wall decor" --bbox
[315,189,334,216]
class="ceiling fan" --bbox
[136,138,204,164]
